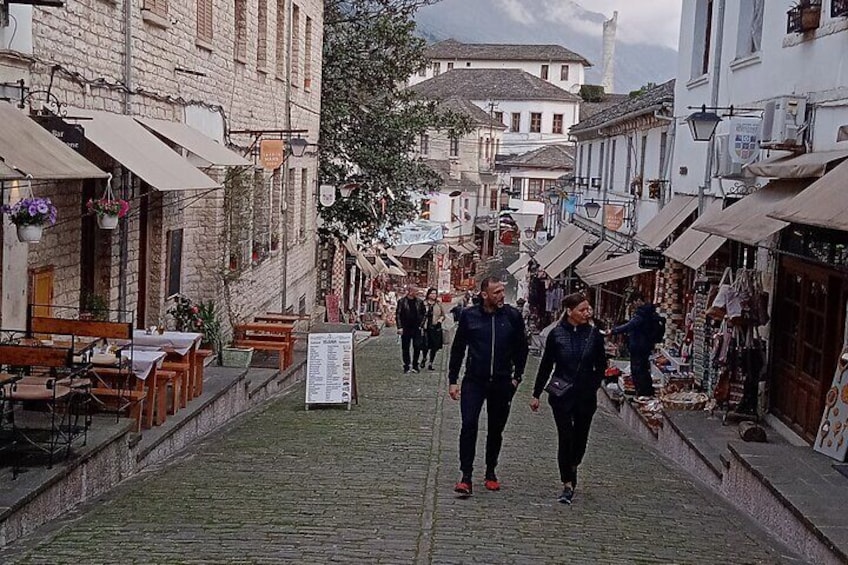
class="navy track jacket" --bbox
[448,304,529,386]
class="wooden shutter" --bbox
[197,0,213,42]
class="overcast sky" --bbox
[496,0,682,51]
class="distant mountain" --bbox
[414,0,677,94]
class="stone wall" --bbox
[12,0,323,327]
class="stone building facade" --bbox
[0,0,323,333]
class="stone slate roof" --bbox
[579,93,631,122]
[500,144,574,169]
[408,69,581,102]
[426,39,592,67]
[437,97,506,129]
[424,159,480,192]
[571,79,675,134]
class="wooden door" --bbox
[771,257,844,442]
[28,267,54,318]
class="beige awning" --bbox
[462,242,477,253]
[343,237,359,255]
[135,117,250,167]
[374,256,390,274]
[769,158,848,232]
[449,242,469,255]
[0,102,107,181]
[398,244,432,259]
[663,199,726,269]
[578,252,649,286]
[384,251,404,269]
[744,149,848,179]
[533,225,595,279]
[66,108,220,191]
[574,241,613,279]
[355,253,376,278]
[507,253,532,276]
[693,180,806,246]
[634,195,698,248]
[387,265,407,277]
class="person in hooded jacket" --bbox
[607,291,658,397]
[530,292,606,504]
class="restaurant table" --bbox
[92,349,167,429]
[132,331,203,404]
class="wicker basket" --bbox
[662,391,709,411]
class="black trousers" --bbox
[549,395,597,485]
[630,353,653,397]
[401,330,422,370]
[459,379,515,479]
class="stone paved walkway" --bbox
[1,335,803,564]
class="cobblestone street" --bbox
[1,335,801,564]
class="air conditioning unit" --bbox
[760,96,807,148]
[714,116,762,178]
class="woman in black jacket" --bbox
[530,292,606,504]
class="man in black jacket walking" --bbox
[448,276,529,497]
[396,285,426,373]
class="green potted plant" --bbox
[80,291,109,321]
[2,196,57,243]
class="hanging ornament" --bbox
[2,174,55,244]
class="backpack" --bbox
[650,313,666,345]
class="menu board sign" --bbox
[305,332,355,409]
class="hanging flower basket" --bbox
[87,174,129,230]
[2,196,57,244]
[97,213,120,230]
[87,198,129,230]
[16,224,44,243]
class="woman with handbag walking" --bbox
[530,293,607,504]
[421,288,446,371]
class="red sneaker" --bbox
[454,481,472,497]
[484,479,501,491]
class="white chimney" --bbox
[602,11,618,94]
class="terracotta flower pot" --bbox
[97,213,120,230]
[16,224,43,243]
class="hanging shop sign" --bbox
[319,184,336,207]
[259,139,285,170]
[638,248,666,270]
[535,230,548,246]
[37,116,85,153]
[604,205,625,232]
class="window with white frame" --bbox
[530,112,542,133]
[511,112,521,132]
[433,62,441,76]
[541,64,549,80]
[691,0,714,78]
[736,0,763,59]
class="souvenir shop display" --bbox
[705,268,769,417]
[814,301,848,461]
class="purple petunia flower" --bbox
[36,202,48,214]
[28,204,39,217]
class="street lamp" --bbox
[546,188,562,206]
[584,200,601,219]
[339,182,359,198]
[685,105,722,142]
[288,136,309,157]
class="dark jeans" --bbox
[401,330,422,370]
[630,352,653,397]
[550,395,597,485]
[459,379,515,479]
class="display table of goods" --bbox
[661,391,710,411]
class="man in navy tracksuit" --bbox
[448,276,528,497]
[610,292,659,397]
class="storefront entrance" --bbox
[771,255,847,442]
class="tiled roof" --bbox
[571,79,675,134]
[500,144,575,169]
[426,39,592,66]
[437,97,506,129]
[408,69,581,102]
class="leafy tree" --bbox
[319,0,472,243]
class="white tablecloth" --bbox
[132,330,203,356]
[120,349,167,381]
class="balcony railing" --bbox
[787,1,822,33]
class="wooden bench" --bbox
[234,322,296,370]
[89,367,147,431]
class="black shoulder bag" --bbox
[544,328,595,397]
